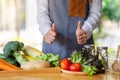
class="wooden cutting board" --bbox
[0,67,61,77]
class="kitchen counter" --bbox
[0,67,119,80]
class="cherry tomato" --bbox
[60,59,71,70]
[69,63,82,71]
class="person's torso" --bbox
[48,0,89,37]
[42,0,93,59]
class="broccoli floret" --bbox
[1,41,27,66]
[3,41,24,57]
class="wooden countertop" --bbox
[0,67,119,80]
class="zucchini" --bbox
[22,45,42,58]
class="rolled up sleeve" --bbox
[82,0,102,39]
[36,0,52,36]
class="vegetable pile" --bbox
[0,41,105,76]
[0,41,60,71]
[60,49,105,76]
[70,51,104,76]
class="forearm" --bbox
[36,0,52,36]
[82,0,102,39]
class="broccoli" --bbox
[0,41,28,66]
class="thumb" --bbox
[76,21,82,36]
[52,23,56,32]
[77,21,82,30]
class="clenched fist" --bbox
[76,21,87,44]
[44,23,57,44]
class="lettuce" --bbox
[35,53,60,67]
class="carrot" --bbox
[0,58,21,71]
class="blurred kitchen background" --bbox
[0,0,120,54]
[0,0,42,53]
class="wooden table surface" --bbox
[0,67,119,80]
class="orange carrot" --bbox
[0,58,21,71]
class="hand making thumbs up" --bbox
[44,23,57,44]
[76,21,87,44]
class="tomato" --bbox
[69,63,82,71]
[60,59,71,70]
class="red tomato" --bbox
[69,63,82,71]
[60,59,71,70]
